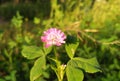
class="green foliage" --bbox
[30,56,46,81]
[11,11,23,28]
[22,45,52,81]
[0,70,17,81]
[65,42,79,59]
[0,0,120,81]
[66,65,84,81]
[66,57,101,81]
[22,37,101,81]
[43,46,52,55]
[22,46,44,59]
[33,17,40,25]
[71,57,101,73]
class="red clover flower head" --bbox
[41,28,66,48]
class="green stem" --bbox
[53,47,65,81]
[4,49,13,70]
[56,73,62,81]
[53,46,58,60]
[56,64,66,81]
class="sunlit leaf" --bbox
[22,46,44,59]
[43,46,52,55]
[65,42,79,59]
[30,56,46,81]
[66,61,84,81]
[72,57,101,73]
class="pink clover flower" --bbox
[41,28,66,48]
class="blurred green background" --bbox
[0,0,120,81]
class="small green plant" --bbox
[11,11,23,29]
[33,17,40,25]
[22,28,101,81]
